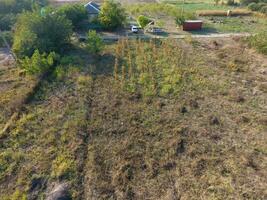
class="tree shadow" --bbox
[189,26,219,35]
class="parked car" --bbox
[131,25,139,33]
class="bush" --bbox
[20,50,58,75]
[248,2,260,10]
[0,31,13,48]
[175,16,185,26]
[0,0,48,15]
[226,0,238,5]
[57,4,88,30]
[0,13,16,31]
[137,15,151,28]
[86,30,104,55]
[260,5,267,13]
[99,0,127,30]
[13,11,72,58]
[241,0,259,5]
[51,153,76,180]
[248,32,267,54]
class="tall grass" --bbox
[248,31,267,54]
[126,3,195,19]
[113,39,202,97]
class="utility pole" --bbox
[0,29,17,61]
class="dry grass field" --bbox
[0,37,266,199]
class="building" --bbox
[84,1,100,21]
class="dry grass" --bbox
[0,38,266,199]
[197,9,252,16]
[84,38,267,199]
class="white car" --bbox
[131,26,138,33]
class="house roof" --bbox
[84,1,100,15]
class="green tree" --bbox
[137,15,151,28]
[20,50,57,75]
[12,11,72,58]
[98,0,127,30]
[86,30,104,55]
[57,4,88,30]
[0,0,47,15]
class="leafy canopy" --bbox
[86,30,104,55]
[12,11,72,58]
[57,4,88,30]
[137,15,151,28]
[99,0,127,30]
[20,50,58,75]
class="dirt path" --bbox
[100,32,251,40]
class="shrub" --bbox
[0,0,48,15]
[175,16,185,26]
[248,2,261,10]
[137,15,151,28]
[13,11,72,58]
[20,50,58,75]
[86,30,104,55]
[240,0,259,5]
[248,32,267,54]
[0,31,13,48]
[57,4,88,30]
[260,5,267,13]
[99,0,127,30]
[51,153,76,180]
[0,13,16,31]
[226,0,238,5]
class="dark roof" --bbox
[84,1,100,15]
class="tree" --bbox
[20,50,57,75]
[12,11,72,58]
[57,4,88,30]
[0,0,48,15]
[86,30,104,55]
[98,0,127,30]
[137,15,151,28]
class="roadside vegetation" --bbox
[247,31,267,54]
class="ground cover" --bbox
[0,36,266,199]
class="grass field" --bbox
[0,37,266,199]
[159,0,236,11]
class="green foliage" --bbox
[99,0,127,30]
[12,11,72,58]
[260,5,267,13]
[127,3,195,19]
[226,0,238,5]
[0,31,13,48]
[241,0,267,5]
[0,13,16,31]
[175,15,185,26]
[248,2,261,10]
[86,30,104,55]
[57,4,88,30]
[248,31,267,54]
[20,50,58,75]
[10,189,27,200]
[51,152,76,180]
[114,39,201,97]
[0,0,47,14]
[137,15,151,28]
[248,2,267,12]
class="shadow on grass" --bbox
[189,26,219,35]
